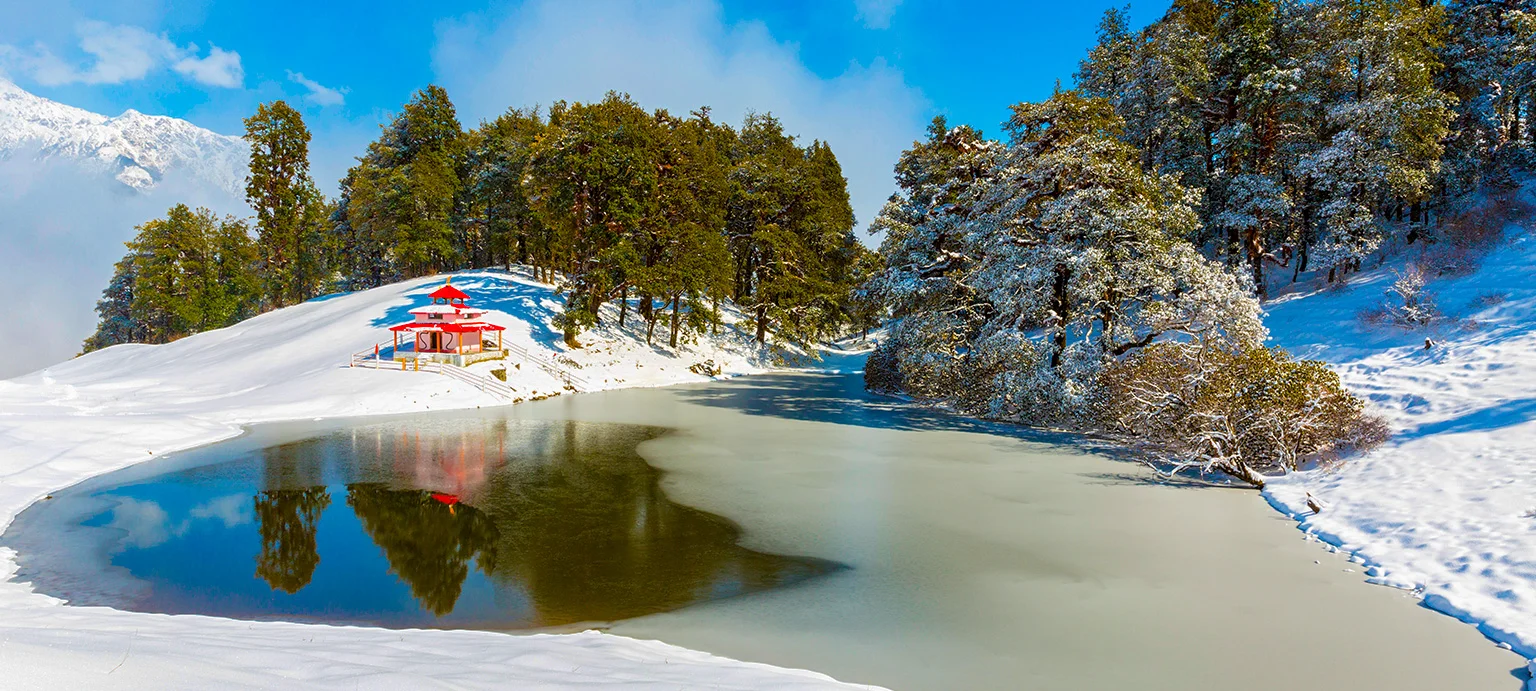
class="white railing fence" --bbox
[502,340,591,391]
[347,338,590,399]
[348,345,516,400]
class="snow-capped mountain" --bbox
[0,77,246,194]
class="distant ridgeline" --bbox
[84,89,874,354]
[864,0,1529,486]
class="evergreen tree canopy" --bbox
[339,85,466,283]
[84,205,259,352]
[867,90,1266,422]
[244,100,327,307]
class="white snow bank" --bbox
[1263,212,1536,671]
[0,268,877,689]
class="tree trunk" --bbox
[618,285,628,328]
[1247,227,1266,299]
[669,294,681,348]
[755,304,768,344]
[1049,263,1070,369]
[1221,460,1266,489]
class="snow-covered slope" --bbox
[1263,199,1536,669]
[0,269,875,689]
[0,77,245,194]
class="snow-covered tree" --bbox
[863,117,1002,399]
[867,90,1267,423]
[1441,0,1536,195]
[1297,0,1455,271]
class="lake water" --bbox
[4,417,835,629]
[5,371,1528,689]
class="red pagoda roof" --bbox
[389,321,505,333]
[428,281,470,301]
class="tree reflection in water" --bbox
[472,420,836,627]
[253,438,332,593]
[345,484,497,616]
[253,488,331,593]
[240,417,836,624]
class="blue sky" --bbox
[0,0,1171,231]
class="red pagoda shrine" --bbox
[388,278,507,366]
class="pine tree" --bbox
[244,101,322,308]
[393,86,466,276]
[724,113,860,346]
[1298,0,1454,271]
[87,205,261,345]
[332,161,399,290]
[467,107,549,273]
[864,117,1001,397]
[1441,0,1536,194]
[633,109,733,347]
[1077,7,1140,124]
[867,90,1266,421]
[336,85,466,284]
[82,252,146,353]
[526,93,662,346]
[204,215,261,327]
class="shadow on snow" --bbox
[367,273,567,349]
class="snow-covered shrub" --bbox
[1099,343,1389,488]
[863,339,903,394]
[1382,264,1440,327]
[864,313,970,402]
[1422,243,1481,278]
[953,329,1039,418]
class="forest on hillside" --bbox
[84,89,870,353]
[81,0,1536,487]
[865,0,1531,486]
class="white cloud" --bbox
[432,0,926,240]
[287,70,347,106]
[105,497,173,549]
[3,21,174,86]
[854,0,903,29]
[0,21,243,89]
[173,44,243,88]
[189,494,254,528]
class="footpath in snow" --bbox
[1264,215,1536,676]
[0,268,878,690]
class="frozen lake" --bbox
[6,371,1526,689]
